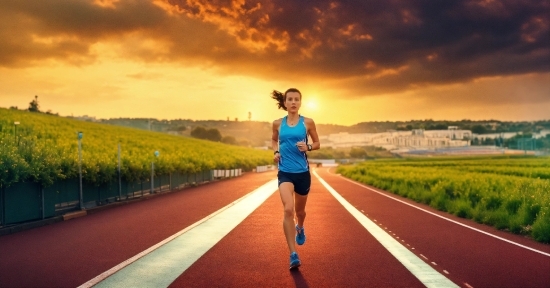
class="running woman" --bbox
[271,88,320,270]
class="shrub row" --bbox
[1,108,273,187]
[337,157,550,243]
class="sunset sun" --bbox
[306,99,318,110]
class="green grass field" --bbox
[1,108,272,187]
[337,156,550,243]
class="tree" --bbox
[349,147,367,159]
[308,150,334,159]
[222,136,237,145]
[191,126,207,139]
[471,125,487,134]
[190,126,222,142]
[205,128,222,142]
[28,95,40,112]
[333,150,346,159]
[238,139,251,147]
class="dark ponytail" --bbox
[271,88,301,111]
[271,90,286,111]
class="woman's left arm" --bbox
[306,118,320,151]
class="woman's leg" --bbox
[279,182,297,252]
[294,193,308,228]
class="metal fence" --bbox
[0,169,242,227]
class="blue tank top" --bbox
[278,115,309,173]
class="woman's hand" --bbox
[296,141,308,152]
[273,152,280,163]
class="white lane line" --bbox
[443,270,449,274]
[334,173,550,257]
[314,170,459,288]
[420,254,428,260]
[78,179,278,288]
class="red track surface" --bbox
[315,168,550,288]
[0,168,549,288]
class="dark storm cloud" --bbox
[0,0,167,66]
[166,0,550,94]
[1,0,548,96]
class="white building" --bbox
[74,115,99,122]
[473,132,517,140]
[321,127,471,151]
[473,129,550,140]
[537,129,550,139]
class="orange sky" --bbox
[1,0,549,126]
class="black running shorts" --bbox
[277,170,311,196]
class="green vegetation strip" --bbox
[1,108,272,187]
[337,156,550,243]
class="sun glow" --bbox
[306,99,318,110]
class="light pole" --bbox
[77,131,84,210]
[499,132,504,154]
[118,143,122,200]
[151,151,159,194]
[14,121,19,144]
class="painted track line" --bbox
[313,170,459,288]
[78,179,278,288]
[329,169,550,257]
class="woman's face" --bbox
[284,91,302,112]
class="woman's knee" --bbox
[295,210,306,219]
[283,206,295,218]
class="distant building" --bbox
[474,129,550,140]
[536,129,550,138]
[321,127,471,151]
[473,132,517,141]
[73,115,99,122]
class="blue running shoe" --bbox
[295,225,306,245]
[289,252,301,270]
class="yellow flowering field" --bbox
[1,108,272,187]
[337,156,550,243]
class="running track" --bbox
[0,168,549,287]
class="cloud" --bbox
[0,0,167,66]
[126,72,163,80]
[404,73,550,106]
[0,0,548,98]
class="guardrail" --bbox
[0,169,244,229]
[212,169,242,178]
[255,165,275,172]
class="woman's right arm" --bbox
[272,119,280,162]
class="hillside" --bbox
[0,108,272,187]
[99,117,550,147]
[4,104,549,150]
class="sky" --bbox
[0,0,549,126]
